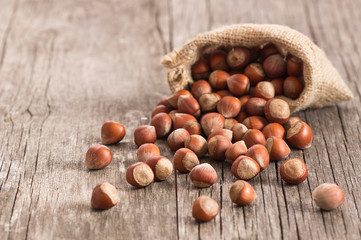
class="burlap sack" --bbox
[161,24,353,113]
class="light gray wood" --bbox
[0,0,360,239]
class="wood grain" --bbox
[0,0,360,239]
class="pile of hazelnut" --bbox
[85,43,344,220]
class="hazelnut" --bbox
[242,116,268,130]
[284,116,303,131]
[215,90,232,98]
[167,128,190,151]
[224,118,238,130]
[217,96,242,118]
[229,180,257,206]
[134,125,157,147]
[183,120,202,135]
[242,129,266,148]
[190,163,217,187]
[200,112,225,136]
[207,129,233,142]
[265,136,291,161]
[192,196,219,221]
[199,93,221,113]
[287,56,303,77]
[177,95,201,117]
[263,54,286,78]
[279,158,308,184]
[271,78,284,96]
[231,123,248,142]
[191,80,212,99]
[245,97,267,116]
[225,141,247,163]
[169,109,179,122]
[262,123,285,139]
[210,50,229,71]
[264,98,290,124]
[312,183,344,210]
[239,95,251,112]
[226,74,250,97]
[184,135,208,157]
[208,135,232,160]
[260,43,279,59]
[244,63,265,85]
[101,121,126,145]
[226,47,250,69]
[91,182,119,210]
[209,70,230,89]
[136,143,160,162]
[173,113,197,129]
[126,162,154,188]
[173,148,199,173]
[192,58,210,80]
[145,155,173,181]
[157,98,173,110]
[283,76,304,99]
[286,121,312,149]
[85,144,112,170]
[151,105,170,118]
[246,144,270,171]
[253,81,275,100]
[167,90,192,108]
[235,111,247,123]
[231,156,260,180]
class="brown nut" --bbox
[242,129,266,148]
[208,135,232,161]
[231,155,260,180]
[262,123,285,139]
[284,116,303,131]
[225,141,247,163]
[264,98,290,124]
[260,43,279,59]
[235,111,248,123]
[199,93,221,113]
[242,116,268,130]
[265,136,290,161]
[312,183,344,210]
[101,121,126,145]
[226,47,250,69]
[210,50,229,71]
[263,54,286,78]
[192,196,219,221]
[168,109,179,122]
[177,95,200,117]
[226,74,250,97]
[136,143,160,162]
[190,163,217,187]
[126,162,154,188]
[216,90,232,98]
[246,144,270,171]
[184,135,208,157]
[183,120,202,135]
[85,144,112,170]
[279,158,308,184]
[134,125,157,147]
[191,80,212,100]
[167,90,192,108]
[224,118,238,130]
[151,105,170,118]
[209,70,230,89]
[283,76,304,99]
[150,113,172,138]
[231,123,248,142]
[271,78,284,96]
[91,182,119,210]
[286,121,312,149]
[244,63,265,85]
[167,128,190,151]
[192,58,210,80]
[239,95,251,112]
[173,148,200,173]
[217,96,242,118]
[173,113,197,129]
[145,155,173,181]
[200,112,225,136]
[253,81,275,100]
[207,129,233,142]
[245,97,267,116]
[287,55,303,77]
[229,180,257,206]
[157,98,173,110]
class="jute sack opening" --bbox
[161,24,353,113]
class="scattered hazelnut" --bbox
[225,141,247,163]
[209,70,230,89]
[265,136,290,161]
[190,163,217,187]
[284,116,303,131]
[101,121,126,145]
[199,93,221,113]
[208,135,232,160]
[229,180,257,206]
[245,97,267,116]
[183,120,202,135]
[264,98,290,124]
[253,81,275,100]
[168,109,179,122]
[167,128,190,151]
[173,148,199,173]
[244,63,265,85]
[85,144,112,170]
[263,54,286,78]
[134,125,157,147]
[231,155,260,180]
[136,143,160,162]
[260,43,279,59]
[226,47,250,69]
[126,162,154,188]
[224,118,238,130]
[226,74,250,97]
[91,182,119,210]
[207,129,233,142]
[192,196,219,221]
[177,95,201,117]
[217,96,242,118]
[242,116,268,130]
[210,50,229,71]
[287,56,303,77]
[215,90,232,98]
[173,113,197,129]
[242,129,266,148]
[145,155,173,181]
[200,112,225,136]
[150,113,172,138]
[157,98,173,110]
[184,135,208,157]
[279,158,308,184]
[167,90,192,108]
[192,58,210,80]
[286,121,312,149]
[262,123,285,139]
[271,78,284,96]
[283,76,304,99]
[231,123,248,142]
[151,105,170,118]
[246,144,270,171]
[312,183,344,210]
[191,80,212,99]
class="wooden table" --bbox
[0,0,360,239]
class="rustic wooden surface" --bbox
[0,0,360,239]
